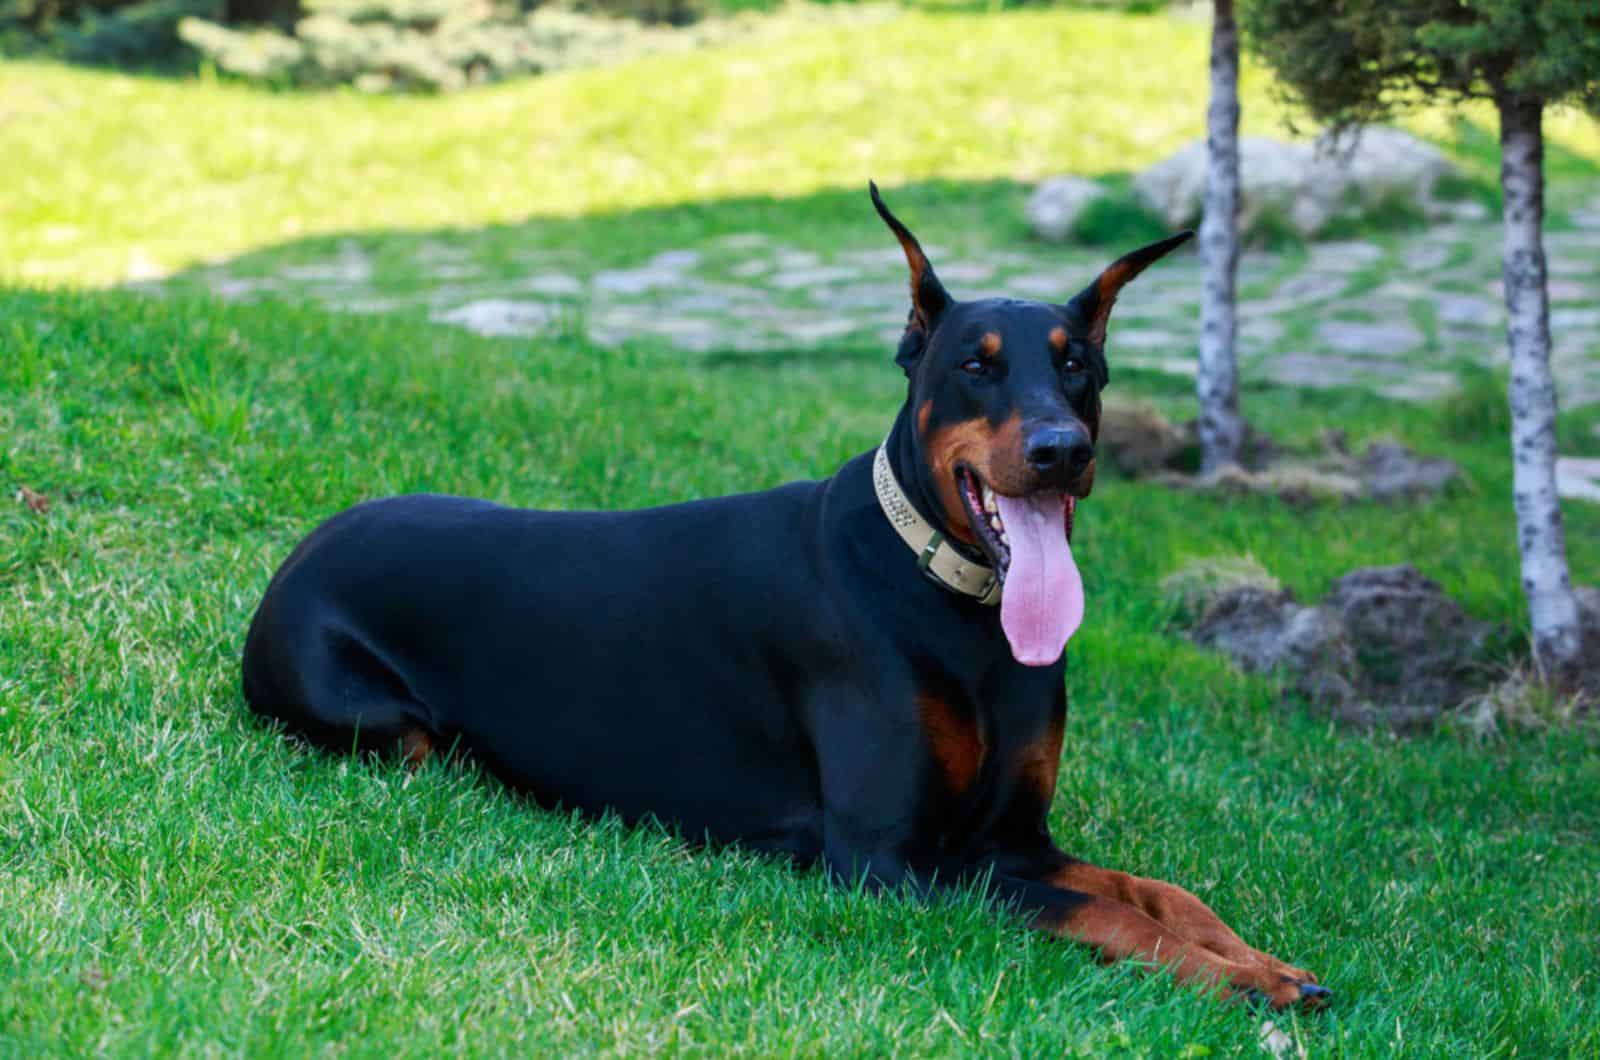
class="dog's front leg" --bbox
[1024,883,1319,1008]
[1040,859,1327,1007]
[819,837,1309,1010]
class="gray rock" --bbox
[1435,293,1501,329]
[1134,127,1459,238]
[593,265,683,294]
[1427,199,1490,222]
[1551,307,1600,329]
[1026,177,1108,242]
[784,317,865,343]
[414,241,470,263]
[520,273,584,296]
[279,243,372,284]
[1376,373,1459,402]
[1308,240,1384,273]
[1556,457,1600,503]
[669,289,741,313]
[1402,242,1455,271]
[650,249,702,270]
[207,274,278,299]
[433,299,554,337]
[1239,317,1286,350]
[710,233,770,250]
[1316,319,1423,356]
[1264,353,1347,389]
[1270,272,1349,305]
[1553,330,1600,362]
[838,247,915,270]
[1111,328,1188,351]
[769,265,862,290]
[936,261,998,285]
[774,250,822,270]
[1005,272,1085,298]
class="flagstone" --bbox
[1316,319,1424,356]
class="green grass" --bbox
[6,8,1599,288]
[3,287,1598,1055]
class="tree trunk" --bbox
[1497,94,1582,683]
[1197,0,1245,472]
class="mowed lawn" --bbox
[4,4,1600,1055]
[2,287,1598,1055]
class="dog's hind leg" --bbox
[243,608,436,763]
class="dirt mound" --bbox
[1359,441,1461,500]
[1182,562,1496,730]
[1097,398,1193,477]
[1096,403,1458,505]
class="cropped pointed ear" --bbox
[870,181,952,351]
[1066,230,1194,346]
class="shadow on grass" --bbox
[167,177,1048,279]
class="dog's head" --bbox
[871,182,1191,664]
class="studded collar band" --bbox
[872,442,1001,606]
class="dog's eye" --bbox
[1063,357,1086,375]
[960,358,987,375]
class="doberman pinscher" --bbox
[242,184,1328,1010]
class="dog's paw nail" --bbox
[1298,982,1331,1002]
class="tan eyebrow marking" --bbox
[1049,326,1068,351]
[979,331,1002,358]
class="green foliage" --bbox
[61,0,214,64]
[1067,190,1168,247]
[1242,0,1600,124]
[3,0,706,70]
[176,1,772,91]
[1441,364,1513,443]
[1,0,221,61]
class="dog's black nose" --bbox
[1025,428,1093,479]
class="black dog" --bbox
[243,184,1327,1009]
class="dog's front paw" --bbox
[1271,977,1331,1010]
[1238,976,1332,1011]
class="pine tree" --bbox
[1243,0,1599,683]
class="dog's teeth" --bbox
[998,531,1010,546]
[984,494,997,515]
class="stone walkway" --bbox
[165,217,1600,410]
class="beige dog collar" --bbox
[873,443,1001,606]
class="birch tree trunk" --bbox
[1498,94,1582,682]
[1197,0,1245,472]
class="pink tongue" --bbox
[994,493,1083,666]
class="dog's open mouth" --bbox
[956,466,1085,667]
